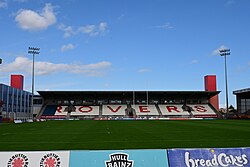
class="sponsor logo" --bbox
[7,153,29,167]
[105,153,133,167]
[40,153,61,167]
[185,149,249,167]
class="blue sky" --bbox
[0,0,250,108]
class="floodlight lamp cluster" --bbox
[28,47,40,51]
[219,49,230,56]
[28,47,40,55]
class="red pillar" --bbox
[204,75,219,111]
[10,75,24,90]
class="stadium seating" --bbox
[159,105,191,116]
[158,104,217,117]
[42,105,57,116]
[189,104,217,117]
[132,105,160,116]
[40,104,217,119]
[55,106,99,116]
[102,105,127,116]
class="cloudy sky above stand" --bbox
[0,0,250,108]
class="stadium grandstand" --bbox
[35,75,221,120]
[37,90,220,120]
[0,74,223,121]
[0,75,32,122]
[233,88,250,118]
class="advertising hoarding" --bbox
[168,148,250,167]
[0,151,70,167]
[70,149,169,167]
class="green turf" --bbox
[0,120,249,151]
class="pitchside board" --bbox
[1,148,249,167]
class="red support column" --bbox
[204,75,219,111]
[10,75,24,90]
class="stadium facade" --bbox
[35,75,221,119]
[233,88,250,114]
[1,74,225,121]
[0,75,32,121]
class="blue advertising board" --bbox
[168,148,250,167]
[70,149,169,167]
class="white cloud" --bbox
[212,45,229,56]
[138,68,151,73]
[59,22,108,38]
[58,24,75,38]
[78,22,108,37]
[0,0,7,8]
[78,25,97,36]
[191,60,198,64]
[15,3,56,31]
[61,44,75,52]
[99,22,108,32]
[2,56,112,76]
[155,23,174,30]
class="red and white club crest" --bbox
[12,158,25,167]
[40,153,61,167]
[7,154,29,167]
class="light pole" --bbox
[219,48,230,118]
[28,47,40,119]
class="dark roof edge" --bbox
[37,90,220,93]
[233,88,250,95]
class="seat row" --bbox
[42,104,217,117]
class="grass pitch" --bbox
[0,120,249,151]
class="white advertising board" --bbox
[0,151,70,167]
